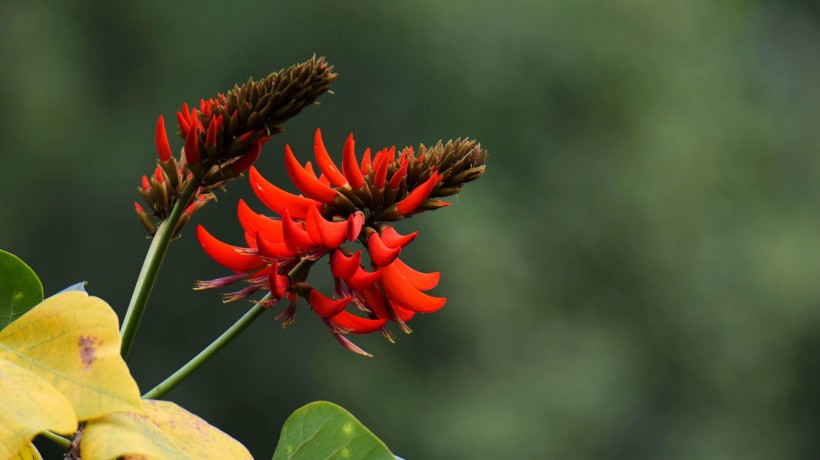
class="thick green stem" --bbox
[142,295,270,399]
[121,181,198,359]
[40,430,72,449]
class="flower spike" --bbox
[196,129,487,355]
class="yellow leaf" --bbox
[0,291,142,421]
[10,443,44,460]
[82,400,253,460]
[0,360,76,459]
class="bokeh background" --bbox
[2,1,819,458]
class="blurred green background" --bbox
[2,0,819,458]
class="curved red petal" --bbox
[329,311,388,334]
[307,203,347,248]
[392,258,440,291]
[347,212,364,242]
[184,126,200,166]
[196,225,264,273]
[249,166,316,219]
[373,153,390,189]
[284,145,338,203]
[314,129,348,187]
[389,299,416,321]
[155,115,172,161]
[345,266,382,290]
[256,231,296,258]
[308,290,352,318]
[360,285,391,320]
[396,172,438,215]
[367,232,401,267]
[330,249,361,280]
[282,209,320,252]
[237,199,284,242]
[380,226,418,249]
[380,263,446,313]
[341,133,365,189]
[360,148,372,175]
[388,162,408,189]
[231,140,263,174]
[305,202,324,244]
[268,262,291,299]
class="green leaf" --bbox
[0,250,43,330]
[272,401,394,460]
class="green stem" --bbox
[39,430,72,450]
[121,181,198,359]
[142,257,316,399]
[143,294,270,399]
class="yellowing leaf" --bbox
[82,400,252,460]
[0,360,76,459]
[10,443,44,460]
[0,291,142,421]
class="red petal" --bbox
[392,258,440,291]
[249,166,317,219]
[329,311,388,334]
[360,285,391,319]
[184,126,200,166]
[284,145,338,203]
[197,225,264,273]
[155,115,172,161]
[141,175,150,190]
[237,199,283,242]
[367,232,401,267]
[330,249,361,280]
[380,263,446,313]
[388,162,408,189]
[389,299,416,321]
[308,290,352,318]
[256,231,296,258]
[268,261,291,299]
[341,133,365,189]
[396,172,438,215]
[360,148,372,175]
[373,153,390,189]
[282,208,320,251]
[347,212,364,242]
[306,203,347,248]
[206,116,218,147]
[345,266,382,290]
[313,129,347,187]
[380,226,418,248]
[231,140,263,174]
[176,111,190,137]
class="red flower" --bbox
[197,130,487,356]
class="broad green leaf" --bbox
[10,443,43,460]
[82,400,252,460]
[0,291,143,421]
[272,401,394,460]
[0,250,43,330]
[0,360,77,459]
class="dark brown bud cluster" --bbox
[135,56,336,236]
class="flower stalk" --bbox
[142,295,268,400]
[143,258,315,399]
[121,180,199,359]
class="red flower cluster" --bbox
[197,129,487,355]
[135,57,336,236]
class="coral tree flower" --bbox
[135,57,337,236]
[197,129,487,356]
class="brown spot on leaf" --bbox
[78,335,101,369]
